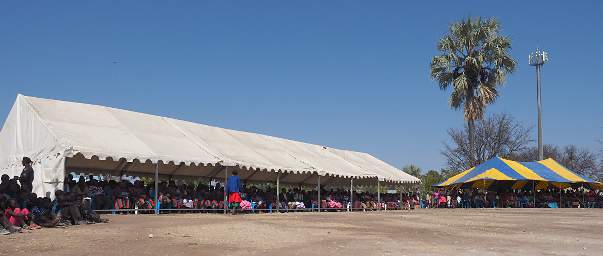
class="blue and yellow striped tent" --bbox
[521,158,593,183]
[436,157,545,188]
[435,157,600,189]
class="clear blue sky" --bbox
[1,1,602,172]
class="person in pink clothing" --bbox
[240,200,252,211]
[0,196,21,234]
[328,199,342,209]
[432,191,440,208]
[4,198,36,229]
[439,194,447,208]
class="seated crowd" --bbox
[0,174,106,235]
[61,174,419,214]
[421,188,603,209]
[4,156,599,236]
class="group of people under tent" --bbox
[421,187,603,209]
[56,169,419,215]
[1,157,108,235]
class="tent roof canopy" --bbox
[435,156,595,188]
[2,95,418,184]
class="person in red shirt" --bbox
[4,198,39,229]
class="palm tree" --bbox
[430,17,516,166]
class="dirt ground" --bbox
[1,208,602,256]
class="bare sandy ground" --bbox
[1,208,602,256]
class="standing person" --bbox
[226,170,242,215]
[425,192,431,209]
[20,157,34,193]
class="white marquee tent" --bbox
[0,95,419,198]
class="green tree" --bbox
[402,164,423,180]
[422,170,444,193]
[430,17,516,166]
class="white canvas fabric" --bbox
[0,95,66,197]
[0,95,419,196]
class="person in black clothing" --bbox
[31,197,60,228]
[6,177,20,199]
[0,174,9,195]
[20,157,34,193]
[55,190,84,225]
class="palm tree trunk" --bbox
[468,119,475,167]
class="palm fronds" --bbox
[430,16,516,122]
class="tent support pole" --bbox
[483,179,486,208]
[559,188,562,208]
[582,183,585,208]
[276,173,280,213]
[532,180,536,207]
[349,179,353,212]
[399,185,403,210]
[377,179,381,211]
[154,162,159,215]
[224,167,228,214]
[317,175,321,212]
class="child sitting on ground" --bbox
[31,197,60,228]
[0,195,21,234]
[55,190,84,225]
[4,198,40,230]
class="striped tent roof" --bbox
[435,157,596,188]
[436,157,545,187]
[521,158,593,183]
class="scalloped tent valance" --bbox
[0,94,419,197]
